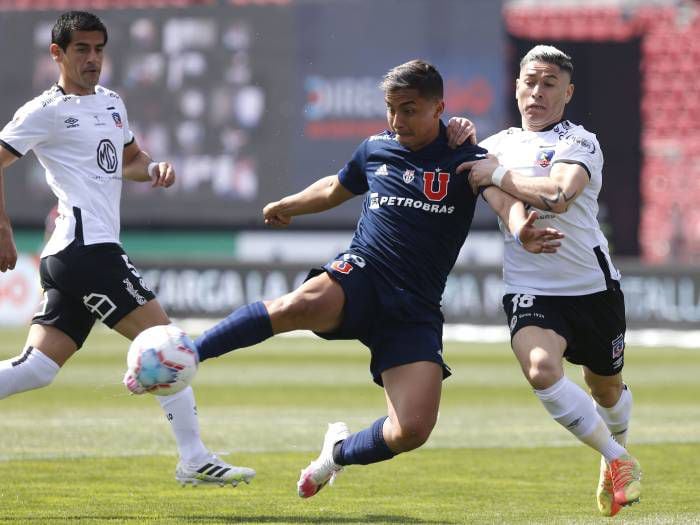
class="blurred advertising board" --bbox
[0,1,504,229]
[1,255,699,329]
[0,254,42,326]
[137,261,700,330]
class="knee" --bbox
[524,353,562,390]
[387,418,435,453]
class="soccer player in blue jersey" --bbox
[193,59,564,498]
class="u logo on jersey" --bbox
[330,260,353,275]
[422,171,450,201]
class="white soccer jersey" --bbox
[480,120,620,296]
[0,84,134,258]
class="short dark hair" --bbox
[380,59,443,100]
[519,45,573,79]
[51,11,108,51]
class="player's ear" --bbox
[434,100,445,118]
[49,43,63,63]
[565,82,574,104]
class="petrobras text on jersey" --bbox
[368,192,455,214]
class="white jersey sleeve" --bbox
[0,99,55,157]
[552,130,603,182]
[121,103,135,146]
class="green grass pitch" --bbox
[0,326,698,524]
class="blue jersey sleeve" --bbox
[338,140,369,195]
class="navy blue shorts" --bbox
[308,253,450,386]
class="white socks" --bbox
[535,376,627,461]
[157,386,210,464]
[0,346,59,399]
[595,384,632,446]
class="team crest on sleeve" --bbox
[112,112,123,128]
[536,150,555,167]
[422,171,450,201]
[330,260,353,274]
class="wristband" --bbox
[513,224,523,246]
[147,161,159,180]
[491,165,507,188]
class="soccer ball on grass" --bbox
[123,325,198,396]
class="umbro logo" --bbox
[64,117,79,128]
[566,417,584,429]
[376,164,388,176]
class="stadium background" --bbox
[0,0,698,330]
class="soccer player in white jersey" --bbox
[0,11,254,487]
[455,45,641,516]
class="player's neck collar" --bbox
[524,120,565,132]
[54,82,97,96]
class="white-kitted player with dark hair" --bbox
[455,45,641,516]
[0,10,254,487]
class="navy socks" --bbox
[333,417,396,466]
[195,301,273,361]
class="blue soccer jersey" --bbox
[338,122,487,312]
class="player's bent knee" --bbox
[0,347,60,399]
[389,420,435,452]
[524,354,562,389]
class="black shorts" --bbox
[308,253,450,387]
[503,289,626,376]
[32,242,156,348]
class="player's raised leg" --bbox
[297,361,442,498]
[195,271,345,361]
[115,299,255,487]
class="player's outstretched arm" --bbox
[0,146,19,271]
[483,186,564,254]
[122,140,175,188]
[459,155,587,214]
[263,174,355,228]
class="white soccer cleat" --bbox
[297,421,350,498]
[122,370,147,395]
[175,454,256,487]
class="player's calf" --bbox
[0,346,59,399]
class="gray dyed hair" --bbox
[520,45,573,78]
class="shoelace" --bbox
[611,458,636,488]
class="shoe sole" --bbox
[177,474,255,488]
